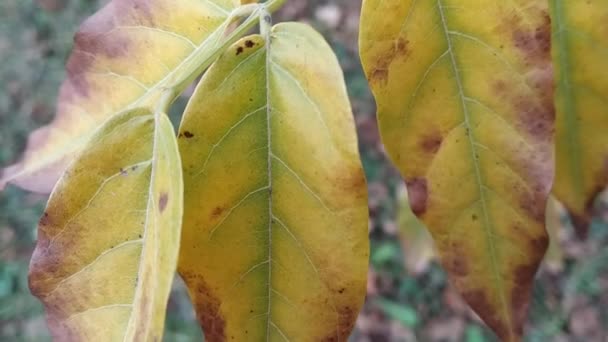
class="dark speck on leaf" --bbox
[159,193,169,212]
[236,46,244,55]
[245,40,255,48]
[183,131,194,138]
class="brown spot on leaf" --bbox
[406,177,428,216]
[518,191,546,223]
[510,259,544,336]
[181,131,194,139]
[368,36,410,85]
[514,263,539,285]
[211,207,224,219]
[245,40,255,48]
[529,233,549,252]
[329,165,367,201]
[493,79,507,93]
[370,69,389,84]
[495,10,555,148]
[180,273,226,342]
[39,212,52,226]
[512,12,551,63]
[60,0,157,99]
[236,46,244,55]
[321,305,357,341]
[338,305,356,337]
[463,289,511,341]
[420,133,443,154]
[514,95,555,142]
[447,254,469,277]
[159,193,168,213]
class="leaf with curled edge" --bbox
[360,1,553,341]
[0,0,257,193]
[551,0,608,238]
[28,108,183,341]
[178,24,369,341]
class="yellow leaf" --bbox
[551,0,608,237]
[28,108,183,341]
[178,24,369,341]
[0,0,257,193]
[360,1,553,341]
[397,185,435,275]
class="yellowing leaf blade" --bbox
[28,108,183,341]
[1,0,247,193]
[178,24,369,341]
[360,1,553,340]
[551,0,608,237]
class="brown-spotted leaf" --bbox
[178,24,369,341]
[360,1,553,340]
[29,108,183,340]
[0,0,251,193]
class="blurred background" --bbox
[1,0,608,341]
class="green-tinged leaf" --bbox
[28,108,183,340]
[0,0,259,193]
[397,185,435,275]
[178,24,369,341]
[360,1,553,341]
[551,0,608,237]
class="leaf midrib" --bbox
[264,28,276,342]
[436,0,513,332]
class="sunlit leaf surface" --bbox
[178,24,369,341]
[360,1,554,340]
[29,109,183,340]
[1,0,246,193]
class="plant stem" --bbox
[264,0,287,13]
[156,90,174,114]
[153,0,287,109]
